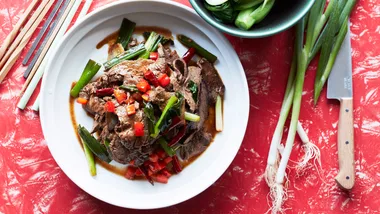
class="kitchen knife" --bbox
[327,22,354,190]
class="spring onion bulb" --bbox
[185,112,201,122]
[266,0,357,212]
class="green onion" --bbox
[139,31,163,59]
[177,34,217,63]
[70,59,101,98]
[103,44,146,70]
[215,95,223,131]
[158,138,176,156]
[185,112,200,122]
[116,18,136,49]
[78,125,112,163]
[234,0,275,30]
[119,85,139,92]
[314,18,348,103]
[151,95,178,138]
[81,139,96,176]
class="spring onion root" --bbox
[296,121,322,177]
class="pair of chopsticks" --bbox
[0,0,54,82]
[15,0,94,110]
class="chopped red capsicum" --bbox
[163,156,172,164]
[104,101,115,112]
[135,168,143,176]
[136,79,151,93]
[142,90,152,102]
[134,122,144,137]
[125,166,136,180]
[152,173,168,184]
[96,88,114,96]
[172,155,182,173]
[158,73,170,87]
[182,47,196,63]
[160,168,172,178]
[114,89,127,103]
[138,166,154,185]
[76,97,88,105]
[168,125,186,147]
[156,149,167,159]
[149,52,159,61]
[149,153,159,162]
[127,104,136,116]
[144,70,159,87]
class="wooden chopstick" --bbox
[19,0,76,96]
[30,0,92,111]
[0,0,50,70]
[0,0,40,61]
[0,0,55,83]
[23,0,70,78]
[22,0,66,66]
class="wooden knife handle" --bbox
[335,98,355,190]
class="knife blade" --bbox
[327,21,354,190]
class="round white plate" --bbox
[40,0,249,209]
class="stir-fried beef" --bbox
[183,66,202,112]
[157,44,180,66]
[78,40,224,167]
[149,86,174,111]
[198,58,225,103]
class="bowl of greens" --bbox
[190,0,316,38]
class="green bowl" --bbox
[190,0,315,38]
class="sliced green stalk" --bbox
[185,112,200,122]
[276,19,306,184]
[314,1,340,92]
[70,59,101,97]
[311,0,337,48]
[215,95,223,131]
[139,31,163,59]
[177,35,217,63]
[78,125,112,163]
[82,140,96,176]
[158,138,176,156]
[151,95,178,138]
[235,0,275,30]
[119,85,139,92]
[103,44,146,70]
[116,18,136,49]
[314,18,348,103]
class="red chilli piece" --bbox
[158,73,170,87]
[104,101,115,113]
[149,153,159,162]
[136,79,151,93]
[163,156,172,164]
[168,125,186,147]
[139,166,154,186]
[134,122,144,137]
[182,47,196,63]
[160,168,172,178]
[152,173,168,184]
[135,168,143,176]
[172,155,182,173]
[125,166,137,180]
[149,52,159,61]
[156,149,167,159]
[96,88,114,96]
[144,70,159,87]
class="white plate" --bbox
[40,0,249,209]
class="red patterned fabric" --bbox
[0,0,379,213]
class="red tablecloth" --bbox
[1,0,379,213]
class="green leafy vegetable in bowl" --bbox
[204,0,275,30]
